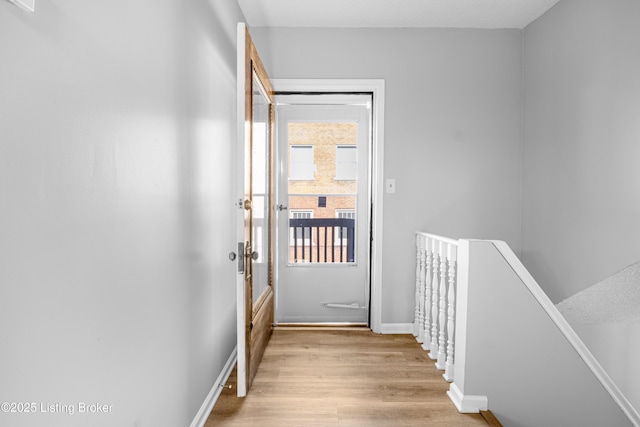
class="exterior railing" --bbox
[289,218,355,263]
[414,232,458,382]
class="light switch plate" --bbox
[7,0,35,12]
[386,179,396,194]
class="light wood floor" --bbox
[206,328,490,426]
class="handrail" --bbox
[415,231,458,246]
[490,240,640,425]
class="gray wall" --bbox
[523,0,640,302]
[0,0,242,426]
[252,27,523,323]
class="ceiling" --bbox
[237,0,560,29]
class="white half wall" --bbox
[453,239,634,426]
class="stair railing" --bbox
[414,232,458,382]
[415,234,640,426]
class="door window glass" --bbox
[251,73,270,303]
[287,122,358,264]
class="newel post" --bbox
[447,239,488,413]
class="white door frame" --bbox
[272,79,385,333]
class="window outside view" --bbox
[288,122,358,263]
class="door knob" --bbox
[251,251,259,260]
[277,204,288,211]
[229,252,237,261]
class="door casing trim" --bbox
[271,79,385,333]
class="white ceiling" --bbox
[237,0,560,29]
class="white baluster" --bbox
[421,238,433,351]
[417,236,427,343]
[443,244,457,382]
[429,239,439,360]
[436,242,448,370]
[413,234,421,339]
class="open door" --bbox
[236,23,275,397]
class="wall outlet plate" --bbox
[7,0,35,12]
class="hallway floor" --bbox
[206,328,490,426]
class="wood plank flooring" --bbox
[206,328,490,426]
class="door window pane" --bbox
[287,122,359,264]
[251,73,270,303]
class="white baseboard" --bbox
[379,323,413,334]
[190,346,237,427]
[447,382,488,413]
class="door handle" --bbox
[277,204,288,211]
[237,242,244,273]
[244,241,252,279]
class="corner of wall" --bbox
[447,382,488,413]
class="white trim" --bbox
[235,22,248,398]
[189,347,238,427]
[272,79,385,333]
[379,323,413,334]
[447,382,488,414]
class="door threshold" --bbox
[275,323,369,331]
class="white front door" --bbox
[275,94,371,324]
